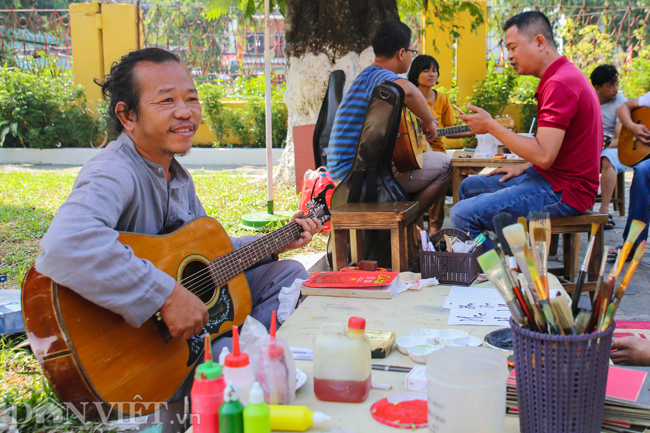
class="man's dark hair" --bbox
[407,55,441,87]
[590,64,619,87]
[95,47,181,135]
[371,21,412,58]
[503,11,556,49]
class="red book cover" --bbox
[302,271,399,288]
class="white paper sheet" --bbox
[444,286,512,326]
[443,286,505,309]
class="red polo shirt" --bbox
[533,56,602,213]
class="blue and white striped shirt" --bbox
[326,66,400,181]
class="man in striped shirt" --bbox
[326,21,453,232]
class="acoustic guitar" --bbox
[393,108,514,172]
[618,106,650,167]
[21,202,330,418]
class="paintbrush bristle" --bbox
[533,227,547,243]
[575,310,590,334]
[492,213,513,253]
[518,216,528,233]
[633,240,646,262]
[626,220,647,245]
[502,223,527,248]
[529,212,550,224]
[478,250,502,272]
[550,296,574,330]
[590,221,599,237]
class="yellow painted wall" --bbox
[455,0,487,103]
[421,13,454,91]
[101,4,139,74]
[193,101,252,146]
[70,3,104,112]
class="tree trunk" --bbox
[274,0,399,187]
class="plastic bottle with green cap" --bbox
[191,334,226,433]
[243,382,270,433]
[219,381,244,433]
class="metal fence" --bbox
[0,8,72,75]
[141,6,286,84]
[487,2,650,67]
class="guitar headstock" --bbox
[495,114,515,130]
[305,197,331,225]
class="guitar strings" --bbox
[185,223,304,300]
[179,220,304,293]
[174,211,317,299]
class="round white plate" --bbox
[396,336,426,355]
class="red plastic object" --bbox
[224,326,250,368]
[348,317,366,331]
[370,394,428,429]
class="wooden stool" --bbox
[330,201,419,272]
[548,210,609,293]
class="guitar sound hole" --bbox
[181,260,216,304]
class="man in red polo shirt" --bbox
[450,11,601,246]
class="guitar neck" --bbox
[437,125,470,138]
[208,218,305,286]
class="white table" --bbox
[276,275,567,432]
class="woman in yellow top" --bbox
[407,55,471,153]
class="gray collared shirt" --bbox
[36,133,257,327]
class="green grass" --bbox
[0,170,327,431]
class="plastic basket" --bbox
[510,319,614,433]
[419,228,482,286]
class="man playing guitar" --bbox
[326,20,451,224]
[33,47,322,404]
[611,92,650,257]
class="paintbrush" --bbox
[597,249,622,330]
[550,294,576,335]
[494,244,520,297]
[529,212,551,297]
[478,250,526,325]
[571,222,600,316]
[615,220,646,277]
[503,223,560,334]
[493,213,517,271]
[586,251,609,333]
[600,241,646,331]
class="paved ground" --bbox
[3,164,648,320]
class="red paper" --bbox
[605,366,647,402]
[302,271,398,288]
[509,366,647,403]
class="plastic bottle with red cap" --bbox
[223,325,255,406]
[256,310,291,404]
[191,333,226,433]
[313,316,372,402]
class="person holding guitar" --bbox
[32,48,322,404]
[406,54,472,234]
[327,20,451,229]
[450,11,602,245]
[612,92,650,258]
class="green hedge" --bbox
[0,68,101,149]
[198,76,288,148]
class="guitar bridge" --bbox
[153,311,172,343]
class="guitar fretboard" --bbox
[437,125,470,138]
[206,213,314,286]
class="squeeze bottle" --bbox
[219,381,244,433]
[243,382,270,433]
[223,325,255,406]
[269,405,331,432]
[256,310,290,404]
[190,334,226,433]
[313,316,372,402]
